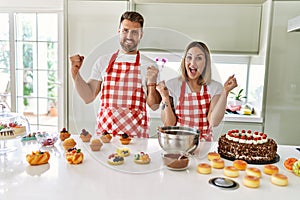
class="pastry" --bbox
[116,147,130,157]
[243,175,260,188]
[26,150,50,165]
[100,131,112,143]
[107,153,124,165]
[207,152,220,161]
[134,152,151,164]
[36,132,58,147]
[0,126,15,139]
[224,166,239,178]
[211,158,225,169]
[80,129,92,142]
[233,160,247,170]
[62,137,76,150]
[271,173,288,186]
[21,132,37,141]
[65,148,84,164]
[89,139,103,151]
[263,164,279,175]
[284,157,298,171]
[120,133,131,145]
[10,122,26,135]
[292,160,300,176]
[246,167,261,178]
[197,163,212,174]
[60,128,70,141]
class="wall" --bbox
[264,1,300,145]
[136,3,262,53]
[67,0,128,134]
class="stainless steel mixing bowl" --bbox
[157,126,200,153]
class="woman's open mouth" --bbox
[189,67,198,75]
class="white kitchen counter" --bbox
[1,136,299,200]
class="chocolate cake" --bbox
[0,128,15,139]
[217,129,277,163]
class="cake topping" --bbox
[121,133,129,139]
[108,153,124,162]
[81,129,89,136]
[225,129,268,144]
[102,131,109,135]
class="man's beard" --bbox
[120,39,138,53]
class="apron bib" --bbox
[96,51,149,138]
[175,81,212,141]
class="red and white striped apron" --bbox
[175,81,212,141]
[96,51,149,138]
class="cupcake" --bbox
[90,139,103,151]
[100,131,112,143]
[60,128,71,141]
[62,137,76,150]
[119,133,131,145]
[80,129,92,142]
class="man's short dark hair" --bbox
[120,11,144,28]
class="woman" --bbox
[156,41,237,141]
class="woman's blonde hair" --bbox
[180,41,212,85]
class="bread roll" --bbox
[233,160,247,170]
[263,164,279,175]
[243,175,260,188]
[197,163,212,174]
[271,173,288,186]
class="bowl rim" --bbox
[157,126,200,135]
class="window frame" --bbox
[0,9,64,132]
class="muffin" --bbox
[62,137,76,150]
[80,129,92,142]
[90,139,103,151]
[60,128,71,141]
[100,131,112,143]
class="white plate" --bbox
[81,137,165,174]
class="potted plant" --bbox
[228,89,247,106]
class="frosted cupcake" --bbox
[80,129,92,142]
[100,131,112,143]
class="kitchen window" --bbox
[0,12,63,132]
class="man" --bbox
[70,11,161,138]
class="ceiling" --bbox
[132,0,267,4]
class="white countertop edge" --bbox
[223,114,263,123]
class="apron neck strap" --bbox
[106,50,119,73]
[106,50,140,73]
[179,80,186,105]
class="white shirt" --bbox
[89,51,159,86]
[166,77,223,106]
